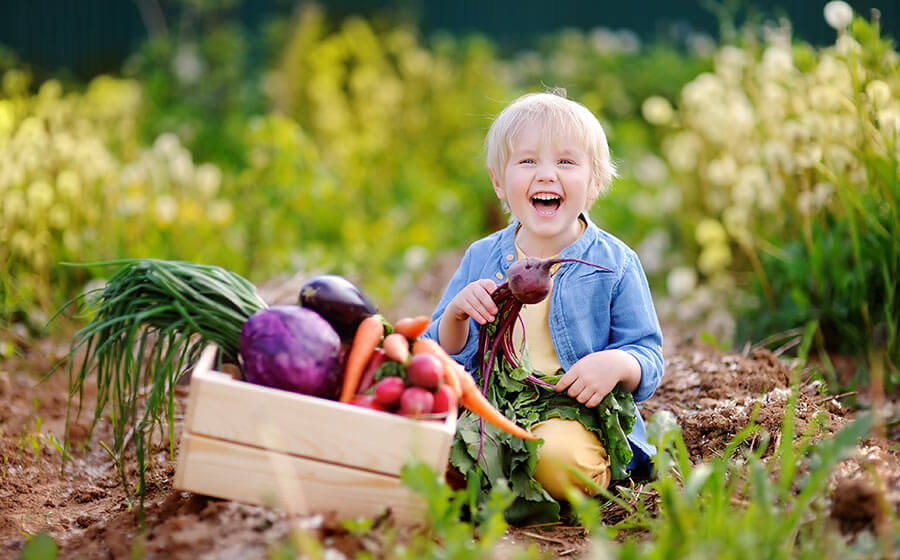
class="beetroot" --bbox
[374,376,406,409]
[399,387,434,416]
[407,353,443,391]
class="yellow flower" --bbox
[698,243,732,275]
[695,218,728,246]
[56,169,81,199]
[48,204,69,229]
[641,96,674,126]
[0,99,15,137]
[27,180,54,208]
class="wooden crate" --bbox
[174,345,456,524]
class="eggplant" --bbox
[298,274,377,341]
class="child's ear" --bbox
[489,169,506,200]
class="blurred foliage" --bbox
[1,1,897,390]
[650,13,899,390]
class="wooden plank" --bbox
[174,433,426,524]
[185,346,455,476]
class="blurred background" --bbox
[0,0,897,394]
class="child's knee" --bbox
[532,419,611,500]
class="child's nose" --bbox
[536,164,556,182]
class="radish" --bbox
[374,376,406,409]
[400,386,434,416]
[432,384,458,415]
[406,353,443,391]
[350,393,387,412]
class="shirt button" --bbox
[506,254,514,261]
[495,272,503,280]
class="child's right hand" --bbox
[446,279,498,325]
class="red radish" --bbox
[432,384,458,415]
[350,393,387,411]
[407,353,443,391]
[400,387,434,416]
[357,348,386,393]
[374,376,406,409]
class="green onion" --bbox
[54,258,267,521]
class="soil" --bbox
[1,267,898,559]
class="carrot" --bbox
[381,332,410,363]
[340,315,385,402]
[393,315,431,340]
[412,338,462,397]
[454,367,536,441]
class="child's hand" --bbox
[446,279,498,325]
[555,350,641,408]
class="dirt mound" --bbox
[0,325,897,558]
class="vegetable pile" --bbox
[61,260,537,517]
[449,256,639,524]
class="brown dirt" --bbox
[1,272,898,558]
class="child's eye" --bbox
[519,158,535,164]
[559,159,575,165]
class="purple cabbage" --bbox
[239,305,343,399]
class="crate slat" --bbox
[174,433,426,524]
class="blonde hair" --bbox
[485,90,616,205]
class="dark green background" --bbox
[1,0,897,79]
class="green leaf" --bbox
[21,532,58,560]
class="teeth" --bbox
[532,194,560,201]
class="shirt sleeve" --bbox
[422,246,481,371]
[605,250,664,403]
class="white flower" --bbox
[634,154,668,184]
[666,267,697,298]
[707,155,738,187]
[154,195,179,225]
[173,43,204,84]
[195,163,222,198]
[865,80,892,107]
[641,96,674,126]
[824,1,853,31]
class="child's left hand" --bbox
[555,350,641,408]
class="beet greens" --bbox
[449,256,639,524]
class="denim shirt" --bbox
[423,214,664,461]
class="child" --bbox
[423,90,664,509]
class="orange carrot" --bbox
[412,338,462,397]
[340,315,385,402]
[453,367,536,441]
[381,332,410,363]
[394,315,431,340]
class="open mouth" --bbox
[531,193,562,215]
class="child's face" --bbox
[491,122,598,255]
